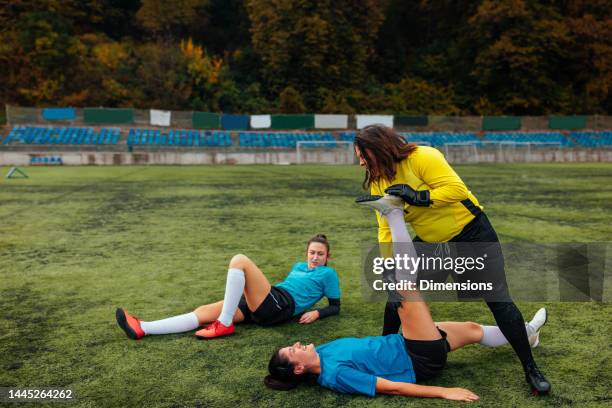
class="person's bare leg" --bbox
[435,321,484,351]
[437,307,548,351]
[229,254,272,311]
[194,301,245,324]
[212,253,271,327]
[380,206,440,341]
[397,295,443,341]
[195,254,272,338]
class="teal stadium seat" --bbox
[570,131,612,147]
[483,132,569,146]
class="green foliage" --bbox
[564,1,612,113]
[384,78,460,115]
[246,0,385,103]
[137,0,210,38]
[467,1,574,114]
[278,86,306,113]
[0,0,609,114]
[318,88,355,114]
[131,42,193,109]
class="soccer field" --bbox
[1,163,610,407]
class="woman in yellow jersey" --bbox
[353,124,550,395]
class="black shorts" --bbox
[414,212,512,302]
[403,328,450,381]
[237,286,295,326]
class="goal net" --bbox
[296,141,355,164]
[492,142,563,162]
[443,142,480,163]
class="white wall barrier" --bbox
[356,115,394,129]
[150,109,171,126]
[250,115,271,129]
[1,148,611,166]
[314,114,348,129]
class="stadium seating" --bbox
[3,126,120,145]
[339,132,356,142]
[482,132,570,146]
[570,131,612,147]
[342,131,579,148]
[340,131,479,147]
[238,132,335,148]
[402,132,479,146]
[127,128,232,147]
[3,126,610,151]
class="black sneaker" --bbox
[525,363,551,395]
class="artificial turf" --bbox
[1,163,610,407]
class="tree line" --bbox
[1,0,610,115]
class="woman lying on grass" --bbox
[264,198,547,401]
[116,234,340,339]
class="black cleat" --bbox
[525,363,551,395]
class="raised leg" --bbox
[229,254,272,311]
[195,254,272,339]
[397,298,443,341]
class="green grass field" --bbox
[1,163,611,407]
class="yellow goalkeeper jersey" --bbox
[370,146,483,243]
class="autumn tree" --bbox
[0,0,609,114]
[467,0,573,114]
[245,0,385,108]
[278,86,306,113]
[136,0,210,39]
[563,0,612,113]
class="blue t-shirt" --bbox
[316,334,416,397]
[275,262,341,315]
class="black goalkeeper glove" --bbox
[384,184,432,207]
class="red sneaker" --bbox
[195,320,235,339]
[116,308,145,340]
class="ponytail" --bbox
[263,348,318,391]
[264,349,299,390]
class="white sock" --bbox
[140,312,199,335]
[217,268,246,326]
[479,323,536,347]
[384,209,418,283]
[385,209,412,243]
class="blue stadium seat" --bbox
[570,131,612,147]
[398,132,479,147]
[482,132,569,146]
[0,125,122,146]
[127,128,233,148]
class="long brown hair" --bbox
[264,348,318,391]
[354,124,417,189]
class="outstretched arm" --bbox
[375,378,479,402]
